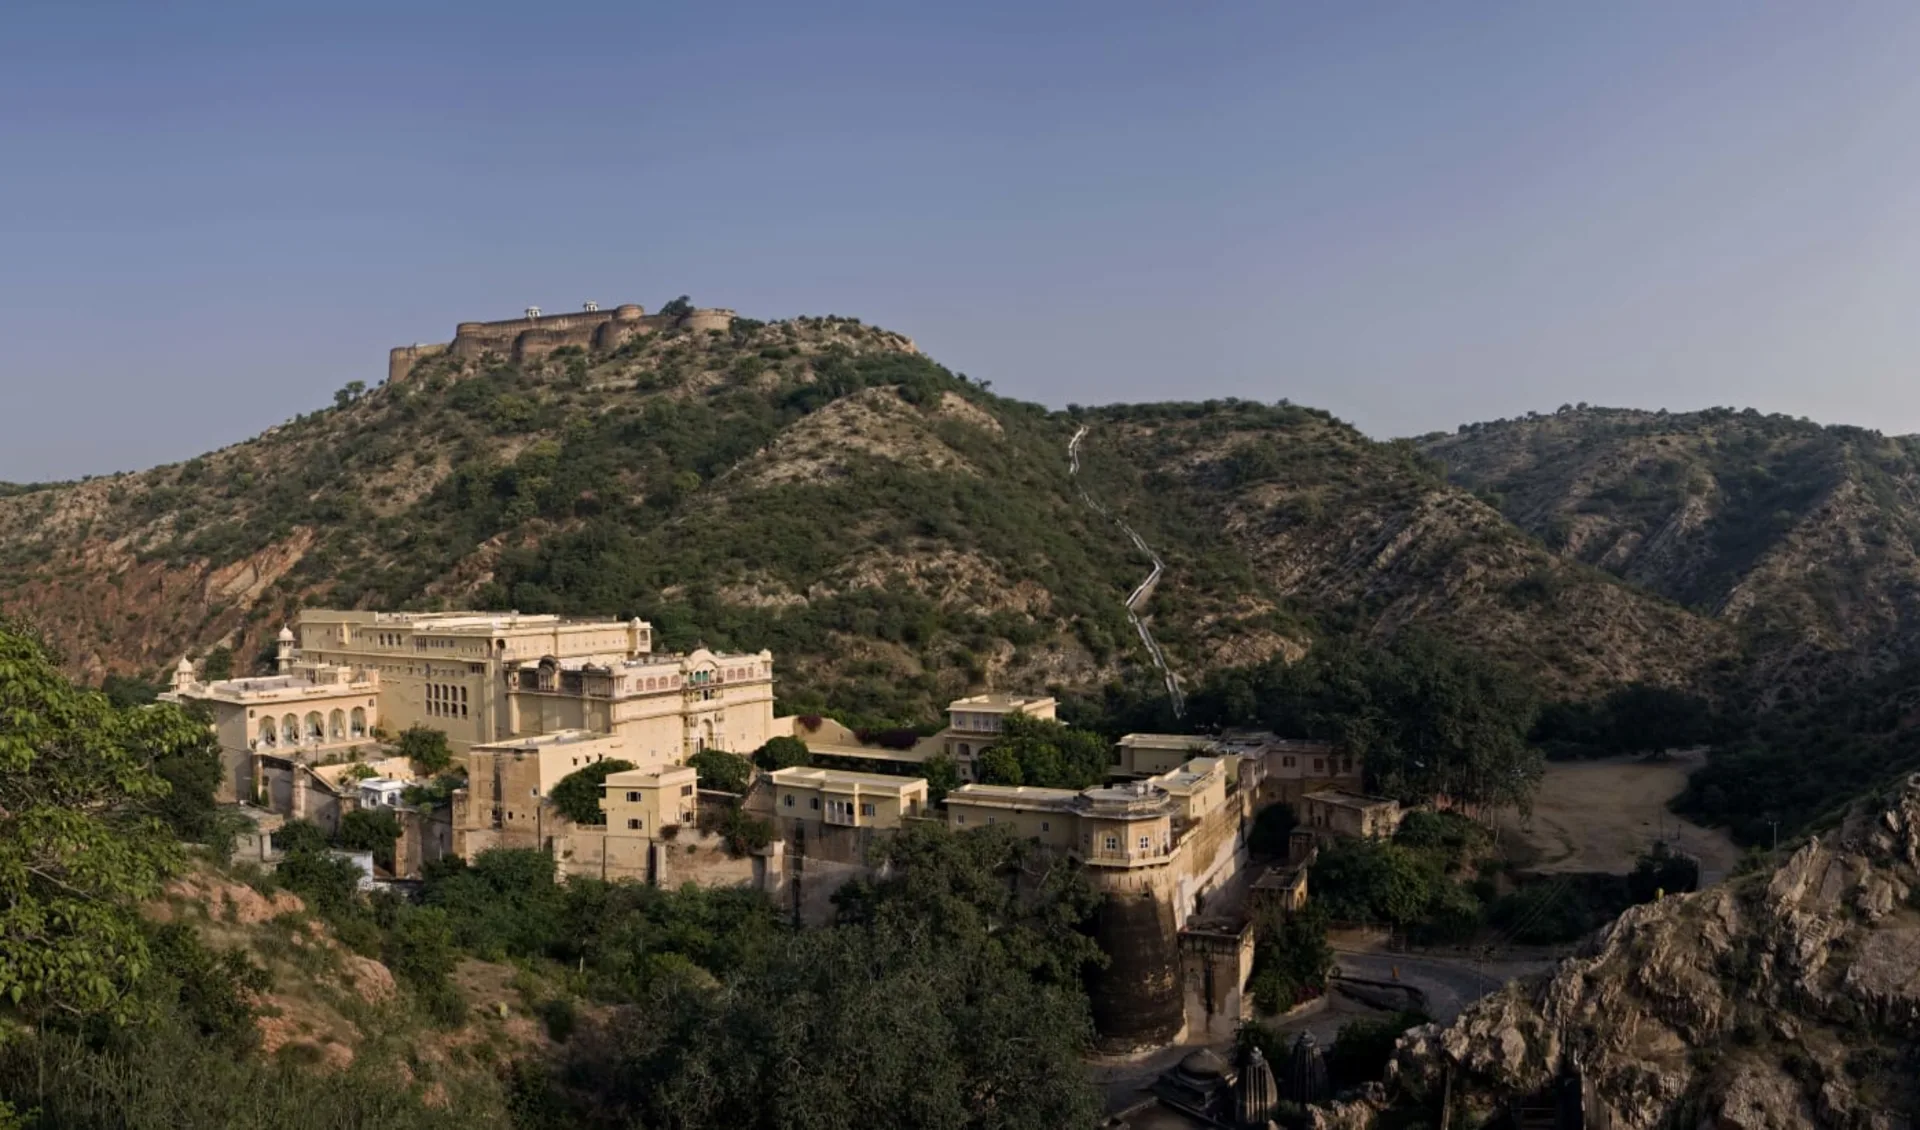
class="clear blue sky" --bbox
[6,2,1920,481]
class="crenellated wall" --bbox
[389,302,738,379]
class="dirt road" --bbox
[1498,750,1741,884]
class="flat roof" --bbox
[770,766,927,791]
[603,764,697,787]
[1304,790,1395,810]
[1118,733,1215,750]
[947,693,1056,712]
[472,729,619,751]
[946,784,1080,808]
[299,609,647,634]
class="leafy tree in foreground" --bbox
[550,758,635,825]
[0,624,210,1022]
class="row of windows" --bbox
[426,682,468,718]
[1278,755,1355,773]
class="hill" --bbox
[0,313,1723,722]
[1422,406,1920,703]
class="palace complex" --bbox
[166,606,1399,1054]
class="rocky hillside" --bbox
[1423,407,1920,702]
[0,315,1722,721]
[1335,774,1920,1128]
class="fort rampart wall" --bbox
[388,303,738,381]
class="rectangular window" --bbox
[784,795,794,808]
[680,785,694,797]
[1104,835,1119,851]
[809,797,820,810]
[956,814,965,825]
[860,802,875,817]
[1138,835,1150,852]
[1315,759,1325,772]
[1283,756,1295,768]
[627,819,641,831]
[626,791,640,802]
[1041,821,1050,832]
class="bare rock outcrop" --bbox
[1373,774,1920,1128]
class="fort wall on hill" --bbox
[388,301,738,381]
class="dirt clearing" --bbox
[1499,750,1742,884]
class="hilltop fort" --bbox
[388,300,737,382]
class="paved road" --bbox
[1332,949,1551,1023]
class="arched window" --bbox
[329,709,345,740]
[258,718,277,747]
[350,707,367,738]
[281,715,298,744]
[305,712,324,741]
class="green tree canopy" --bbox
[1192,630,1542,811]
[200,645,234,682]
[0,624,208,1022]
[980,714,1113,790]
[339,807,403,871]
[396,725,453,774]
[550,759,634,825]
[921,752,961,805]
[751,735,809,771]
[686,748,752,793]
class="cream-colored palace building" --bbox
[163,643,382,802]
[291,609,775,760]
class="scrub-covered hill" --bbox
[0,312,1721,723]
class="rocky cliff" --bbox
[1356,775,1920,1128]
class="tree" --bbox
[752,736,810,771]
[686,748,752,793]
[147,716,223,844]
[987,714,1113,790]
[274,848,363,916]
[921,753,961,805]
[659,295,694,318]
[339,807,403,871]
[397,724,453,773]
[332,380,366,409]
[1190,630,1542,812]
[272,818,330,855]
[977,745,1024,786]
[1247,904,1333,1013]
[200,645,233,681]
[0,624,204,1022]
[101,674,162,708]
[550,759,635,825]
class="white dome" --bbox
[277,627,295,642]
[176,656,194,673]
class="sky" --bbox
[5,2,1920,481]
